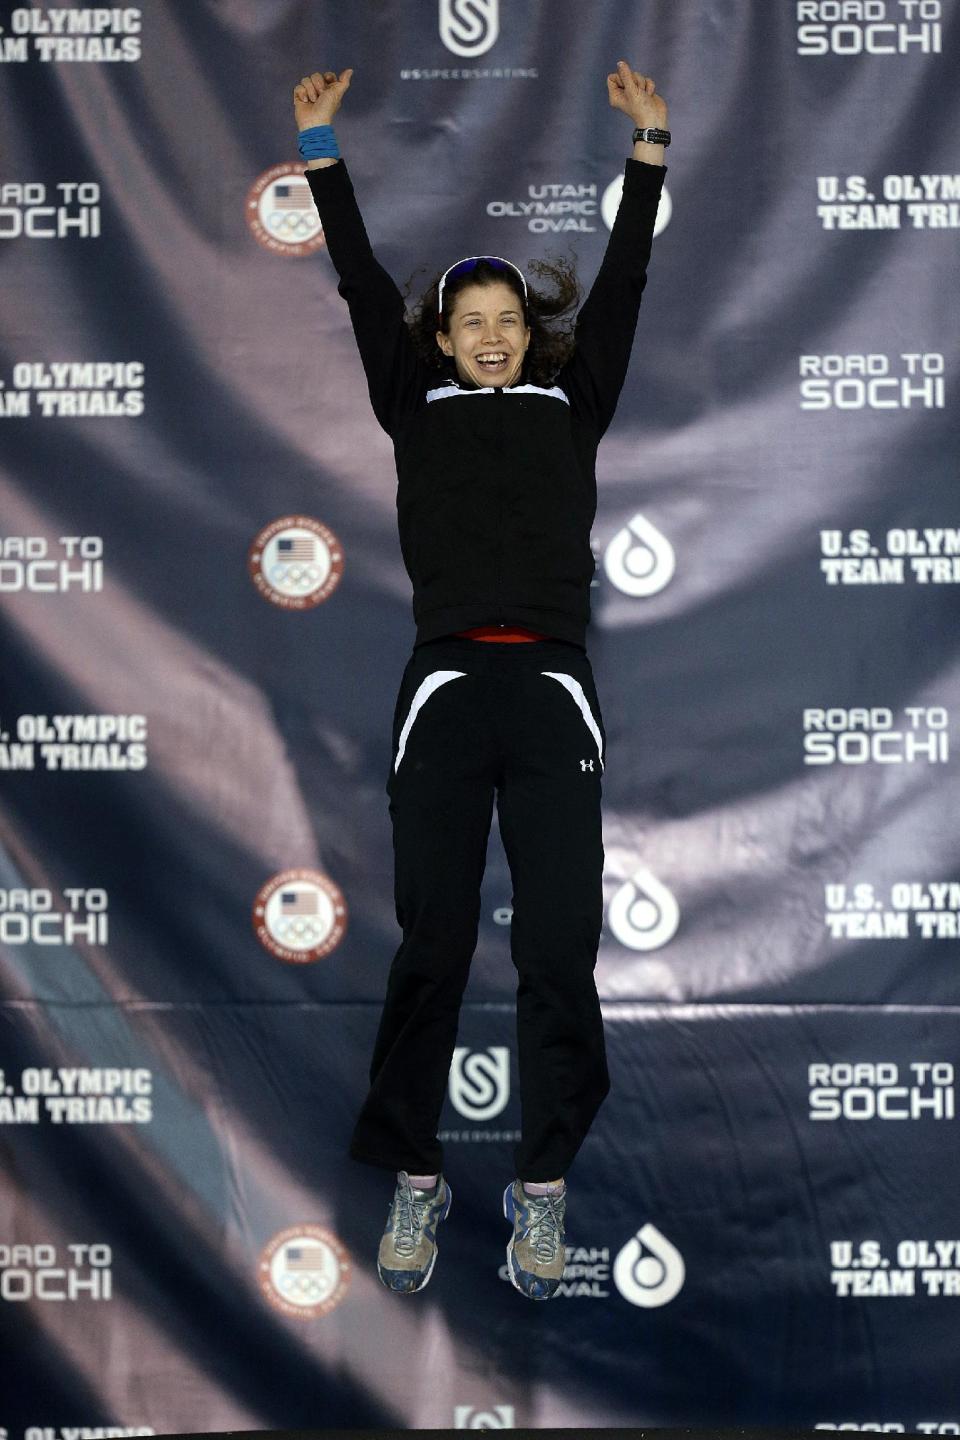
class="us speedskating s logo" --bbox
[613,1224,685,1307]
[454,1406,515,1429]
[449,1046,510,1119]
[439,0,499,56]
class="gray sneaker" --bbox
[377,1171,452,1293]
[503,1180,567,1300]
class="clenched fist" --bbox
[293,67,353,131]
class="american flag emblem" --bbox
[281,890,318,915]
[277,535,315,561]
[273,182,312,210]
[285,1245,327,1272]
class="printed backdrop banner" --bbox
[1,0,958,1433]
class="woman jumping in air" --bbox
[293,59,669,1300]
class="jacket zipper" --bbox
[493,386,505,625]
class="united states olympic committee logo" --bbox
[246,163,325,256]
[253,868,348,963]
[248,515,344,610]
[259,1225,352,1318]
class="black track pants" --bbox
[348,634,611,1182]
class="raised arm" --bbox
[293,68,426,437]
[556,62,669,437]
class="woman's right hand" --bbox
[293,68,353,131]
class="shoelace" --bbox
[524,1190,566,1264]
[392,1174,435,1258]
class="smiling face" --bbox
[436,279,531,388]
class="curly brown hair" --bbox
[404,255,582,388]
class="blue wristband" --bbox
[298,125,341,160]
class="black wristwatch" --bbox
[633,127,671,147]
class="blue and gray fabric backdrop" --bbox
[1,0,958,1432]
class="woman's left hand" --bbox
[607,59,668,129]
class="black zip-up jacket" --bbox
[305,157,666,649]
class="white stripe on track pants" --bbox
[348,634,611,1182]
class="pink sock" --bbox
[522,1178,565,1196]
[407,1172,439,1190]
